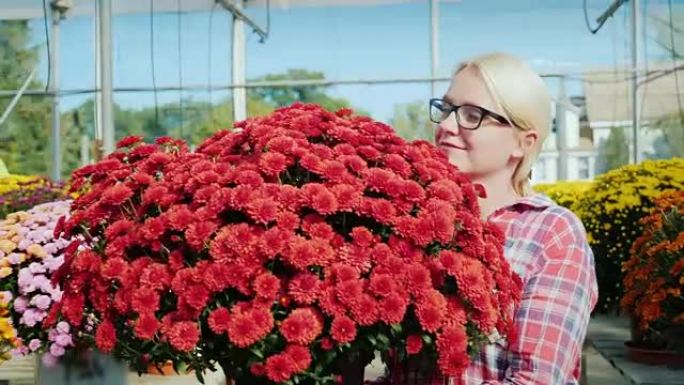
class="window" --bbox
[578,156,590,179]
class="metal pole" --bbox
[430,0,439,98]
[556,76,568,180]
[50,7,61,182]
[99,0,115,156]
[631,0,641,164]
[232,0,247,122]
[94,0,103,149]
[0,67,36,127]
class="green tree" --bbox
[596,127,630,175]
[0,20,51,176]
[248,69,355,113]
[389,100,433,141]
[643,115,684,159]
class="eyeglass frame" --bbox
[429,98,512,130]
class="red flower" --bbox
[350,227,375,248]
[265,353,296,383]
[72,249,101,273]
[284,237,321,270]
[322,160,347,182]
[416,304,444,333]
[254,272,281,300]
[139,263,172,291]
[165,204,194,231]
[246,198,280,224]
[336,279,363,307]
[236,170,264,187]
[139,216,167,243]
[250,307,275,332]
[320,337,334,350]
[259,152,289,176]
[306,184,339,215]
[62,293,85,326]
[208,307,231,334]
[406,335,423,355]
[250,362,266,376]
[135,313,159,340]
[350,294,378,326]
[259,227,290,258]
[104,219,135,241]
[131,172,154,186]
[288,273,321,305]
[319,286,346,317]
[228,310,266,347]
[285,345,312,373]
[116,135,143,148]
[330,316,356,344]
[95,319,117,353]
[167,321,200,352]
[142,185,169,205]
[300,154,325,174]
[405,264,432,295]
[378,292,407,324]
[183,283,210,310]
[131,287,161,314]
[101,184,134,205]
[369,273,395,297]
[280,308,323,345]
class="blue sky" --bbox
[23,0,682,122]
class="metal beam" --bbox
[429,0,439,98]
[99,0,115,156]
[556,76,568,180]
[219,0,268,42]
[631,0,641,164]
[50,4,61,182]
[230,0,247,122]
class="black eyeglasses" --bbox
[429,98,510,130]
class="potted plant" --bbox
[49,104,522,384]
[621,190,684,367]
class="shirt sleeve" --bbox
[482,209,598,385]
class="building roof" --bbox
[583,63,684,126]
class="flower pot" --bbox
[624,341,684,369]
[146,361,177,376]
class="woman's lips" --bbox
[438,142,466,151]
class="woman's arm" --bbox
[483,209,598,385]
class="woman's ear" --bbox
[512,130,538,158]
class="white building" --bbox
[583,63,683,168]
[531,93,597,184]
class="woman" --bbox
[390,53,598,385]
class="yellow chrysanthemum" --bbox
[573,158,684,313]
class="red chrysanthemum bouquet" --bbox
[49,104,522,384]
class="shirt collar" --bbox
[486,193,554,220]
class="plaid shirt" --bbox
[386,194,598,385]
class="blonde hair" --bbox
[455,53,552,196]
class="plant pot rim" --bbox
[624,340,684,368]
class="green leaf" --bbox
[194,368,206,384]
[250,347,265,359]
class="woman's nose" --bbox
[436,114,459,141]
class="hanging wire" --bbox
[150,0,160,132]
[668,0,684,121]
[42,0,51,92]
[177,0,184,139]
[584,0,610,34]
